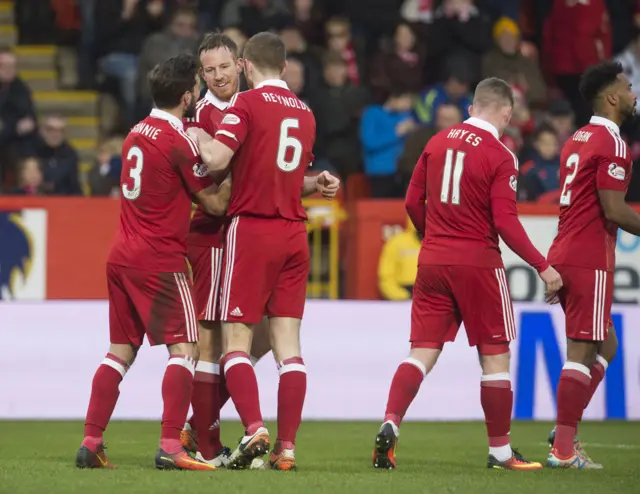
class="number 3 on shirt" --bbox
[123,146,143,200]
[441,148,465,205]
[277,118,302,172]
[559,153,580,206]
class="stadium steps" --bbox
[65,117,100,141]
[70,138,98,163]
[20,70,57,91]
[0,2,14,24]
[0,23,15,45]
[13,45,57,71]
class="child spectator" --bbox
[518,125,561,202]
[10,156,44,195]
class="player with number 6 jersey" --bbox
[373,78,559,472]
[76,54,230,472]
[546,62,637,470]
[197,32,339,471]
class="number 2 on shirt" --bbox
[559,153,580,206]
[441,148,465,205]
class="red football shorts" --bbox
[219,216,309,324]
[411,265,516,348]
[187,245,224,321]
[107,263,199,347]
[555,265,612,341]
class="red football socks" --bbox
[160,355,196,454]
[480,373,512,448]
[383,358,426,427]
[192,361,222,459]
[276,357,307,446]
[554,363,592,457]
[584,356,607,410]
[83,353,128,450]
[222,351,264,435]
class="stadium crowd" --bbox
[3,0,640,201]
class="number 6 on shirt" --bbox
[277,118,302,172]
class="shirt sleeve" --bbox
[405,151,427,236]
[214,93,250,152]
[595,154,631,192]
[171,133,215,195]
[490,154,519,201]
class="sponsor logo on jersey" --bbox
[221,114,240,125]
[608,163,626,181]
[193,163,208,178]
[509,175,518,191]
[0,212,33,300]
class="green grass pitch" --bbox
[0,421,637,494]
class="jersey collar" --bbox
[464,117,499,139]
[150,108,183,130]
[590,116,620,136]
[205,89,232,111]
[255,79,289,90]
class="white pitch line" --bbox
[536,442,639,450]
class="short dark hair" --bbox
[148,53,198,109]
[243,32,286,73]
[579,61,623,109]
[198,31,239,58]
[473,77,514,108]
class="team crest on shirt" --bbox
[193,163,208,178]
[608,163,626,181]
[221,114,240,125]
[509,175,518,191]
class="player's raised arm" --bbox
[490,156,562,294]
[405,152,427,236]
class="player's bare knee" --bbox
[408,346,441,374]
[566,339,598,366]
[269,316,301,362]
[168,341,199,360]
[478,346,510,375]
[198,320,221,363]
[108,343,138,367]
[250,316,272,360]
[598,325,618,363]
[222,321,253,354]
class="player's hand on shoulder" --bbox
[315,171,340,200]
[539,265,563,303]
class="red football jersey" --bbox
[548,116,633,271]
[186,90,230,246]
[108,109,214,272]
[415,117,519,268]
[214,79,316,221]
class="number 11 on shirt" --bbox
[441,148,465,205]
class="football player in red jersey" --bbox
[75,54,230,471]
[546,61,637,470]
[181,31,272,469]
[195,32,340,470]
[372,78,562,471]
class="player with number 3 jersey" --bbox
[373,78,560,472]
[546,62,637,470]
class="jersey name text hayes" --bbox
[131,122,162,140]
[446,128,483,147]
[260,92,311,112]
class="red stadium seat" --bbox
[345,173,371,201]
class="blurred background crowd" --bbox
[3,0,640,203]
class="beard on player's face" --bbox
[182,91,197,119]
[207,72,238,101]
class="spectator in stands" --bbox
[543,0,612,126]
[360,90,416,198]
[509,84,535,138]
[377,216,420,301]
[371,21,426,100]
[96,0,166,127]
[223,26,248,55]
[88,138,123,197]
[427,0,492,84]
[398,102,462,185]
[517,124,561,202]
[137,7,200,116]
[283,56,310,105]
[220,0,290,35]
[280,25,321,89]
[33,115,82,196]
[290,0,325,48]
[616,26,640,100]
[324,16,366,87]
[482,16,547,106]
[545,98,576,145]
[9,156,44,195]
[414,63,472,126]
[311,51,371,177]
